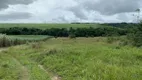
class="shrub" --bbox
[31,43,42,49]
[119,39,129,46]
[0,34,12,47]
[132,32,142,47]
[69,34,76,39]
[106,37,117,43]
[127,23,142,47]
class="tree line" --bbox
[0,27,128,37]
[0,23,141,47]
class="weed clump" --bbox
[35,48,58,63]
[31,43,41,49]
[2,64,9,68]
[47,48,58,55]
[106,37,120,43]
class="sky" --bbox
[0,0,142,23]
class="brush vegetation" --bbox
[0,34,50,47]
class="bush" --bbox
[132,32,142,47]
[127,23,142,47]
[107,37,115,43]
[106,37,120,43]
[0,34,12,47]
[69,34,76,39]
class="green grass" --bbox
[0,53,21,80]
[0,48,50,80]
[0,23,105,29]
[0,37,142,80]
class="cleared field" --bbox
[0,38,142,80]
[0,23,105,29]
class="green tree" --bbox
[128,22,142,47]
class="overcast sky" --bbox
[0,0,142,23]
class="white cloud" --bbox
[0,0,141,23]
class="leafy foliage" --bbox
[124,22,142,47]
[0,27,128,37]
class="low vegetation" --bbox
[0,34,50,48]
[0,22,142,80]
[0,38,142,80]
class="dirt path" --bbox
[1,48,60,80]
[0,48,30,80]
[38,65,61,80]
[12,58,30,80]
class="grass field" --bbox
[0,37,142,80]
[0,23,106,29]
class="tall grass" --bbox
[5,38,142,80]
[0,34,27,47]
[0,34,50,48]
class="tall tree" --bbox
[135,9,141,23]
